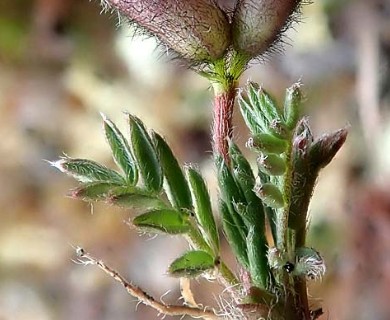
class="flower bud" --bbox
[104,0,230,61]
[284,82,303,130]
[232,0,302,59]
[253,182,284,208]
[309,127,348,170]
[269,119,290,139]
[247,133,287,154]
[257,153,286,176]
[292,117,313,159]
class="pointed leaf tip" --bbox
[153,132,192,210]
[102,114,138,185]
[53,157,125,184]
[186,166,219,254]
[128,115,163,193]
[309,127,348,169]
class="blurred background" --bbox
[1,0,390,319]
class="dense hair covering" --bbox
[103,0,231,61]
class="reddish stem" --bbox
[212,84,236,163]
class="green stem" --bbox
[288,169,317,247]
[276,135,293,250]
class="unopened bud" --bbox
[232,0,303,59]
[104,0,230,61]
[269,119,290,139]
[247,133,287,154]
[292,117,313,159]
[309,127,348,169]
[258,153,286,176]
[254,182,284,208]
[284,82,303,129]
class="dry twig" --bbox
[74,246,221,320]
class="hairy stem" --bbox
[212,81,237,164]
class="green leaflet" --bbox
[168,250,215,278]
[269,119,290,140]
[246,82,272,130]
[229,142,264,228]
[257,153,286,176]
[238,90,266,135]
[101,113,138,186]
[217,157,251,268]
[186,166,219,255]
[152,132,192,210]
[248,133,287,155]
[247,82,282,126]
[132,209,190,234]
[229,143,271,287]
[246,226,269,289]
[109,192,168,210]
[220,201,249,269]
[254,182,284,209]
[217,157,248,241]
[52,158,125,184]
[229,141,255,186]
[128,114,163,194]
[69,182,124,201]
[284,82,302,130]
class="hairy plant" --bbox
[52,1,347,319]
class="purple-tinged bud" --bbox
[292,117,313,158]
[232,0,303,59]
[104,0,230,61]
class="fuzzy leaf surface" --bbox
[102,113,138,185]
[186,166,219,254]
[110,192,168,210]
[220,201,249,269]
[152,132,192,209]
[168,250,215,278]
[69,182,124,201]
[133,209,190,234]
[128,115,163,193]
[53,158,124,184]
